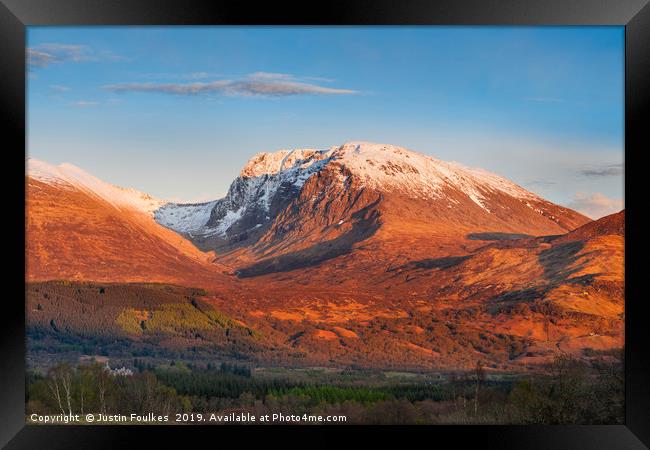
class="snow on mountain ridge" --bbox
[28,141,547,242]
[239,141,539,207]
[27,158,167,216]
[156,149,332,238]
[154,141,546,241]
[326,142,539,209]
[239,148,331,178]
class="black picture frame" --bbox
[2,1,648,448]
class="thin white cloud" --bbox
[248,72,336,83]
[27,43,124,68]
[49,84,71,92]
[184,71,210,79]
[97,50,129,62]
[103,74,357,97]
[71,100,100,107]
[103,80,232,95]
[28,44,91,68]
[248,72,295,80]
[524,97,564,103]
[28,49,57,68]
[578,163,623,177]
[566,192,623,219]
[230,80,356,96]
[137,71,214,80]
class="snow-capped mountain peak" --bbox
[27,158,166,216]
[156,148,333,240]
[27,141,588,259]
[328,141,537,207]
[154,141,556,246]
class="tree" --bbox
[448,373,457,405]
[95,364,112,415]
[46,363,75,416]
[473,361,485,415]
[77,365,95,415]
[59,364,74,416]
[45,366,66,415]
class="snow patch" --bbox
[154,201,218,233]
[209,207,245,236]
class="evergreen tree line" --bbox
[26,354,623,424]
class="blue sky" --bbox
[27,26,624,218]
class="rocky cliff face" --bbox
[154,149,332,251]
[154,142,590,275]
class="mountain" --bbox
[25,145,623,371]
[154,148,333,251]
[210,210,624,369]
[155,142,590,278]
[26,159,231,287]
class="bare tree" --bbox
[46,363,75,416]
[96,365,110,415]
[78,365,94,415]
[46,368,66,415]
[59,364,74,416]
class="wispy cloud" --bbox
[578,163,623,177]
[103,74,357,97]
[28,49,57,68]
[71,100,100,108]
[69,99,123,107]
[27,43,125,68]
[49,84,71,93]
[103,80,232,95]
[248,72,335,83]
[567,192,623,219]
[230,80,356,96]
[28,44,92,68]
[524,97,564,103]
[177,71,210,80]
[137,71,215,81]
[248,72,295,81]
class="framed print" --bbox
[1,0,648,448]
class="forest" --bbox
[26,353,623,425]
[26,281,624,424]
[26,281,552,370]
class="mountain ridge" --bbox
[28,158,167,216]
[25,147,624,370]
[25,159,234,288]
[153,142,590,264]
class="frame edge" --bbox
[0,0,26,447]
